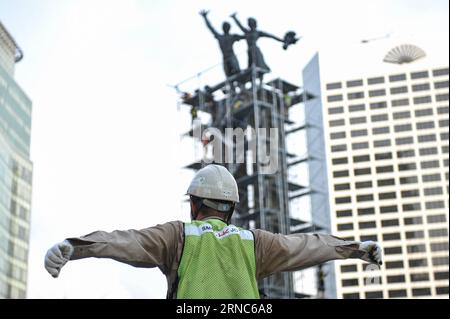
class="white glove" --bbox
[359,241,383,266]
[44,240,74,278]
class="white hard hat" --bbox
[187,164,239,204]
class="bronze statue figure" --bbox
[200,10,244,78]
[230,12,298,75]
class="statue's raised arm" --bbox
[200,10,219,38]
[230,12,249,33]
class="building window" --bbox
[369,89,386,97]
[405,230,424,239]
[427,214,447,223]
[348,92,365,100]
[399,176,418,184]
[392,98,409,107]
[375,152,393,160]
[434,80,449,89]
[439,119,449,128]
[385,261,404,269]
[368,77,385,85]
[350,116,367,124]
[353,155,370,162]
[352,142,369,150]
[380,205,398,213]
[415,108,433,117]
[418,134,437,143]
[357,207,375,215]
[384,246,402,255]
[388,290,407,298]
[411,71,429,79]
[338,223,354,231]
[389,74,406,82]
[360,234,378,241]
[355,181,372,189]
[347,79,363,87]
[394,124,412,132]
[407,244,426,253]
[371,114,388,122]
[393,111,411,119]
[342,293,360,299]
[412,288,431,297]
[341,264,357,273]
[376,165,394,173]
[374,139,392,148]
[430,242,449,252]
[382,219,399,227]
[425,200,445,209]
[372,126,390,135]
[331,144,347,152]
[335,196,351,204]
[383,233,401,241]
[441,132,449,141]
[402,203,421,212]
[332,157,348,165]
[416,121,435,130]
[396,136,414,145]
[330,131,346,139]
[336,209,352,217]
[401,189,420,198]
[410,273,429,282]
[354,168,371,176]
[398,163,417,172]
[390,86,408,94]
[436,93,449,101]
[359,221,376,229]
[379,192,396,200]
[334,183,351,191]
[326,82,342,90]
[409,258,428,268]
[356,194,373,202]
[437,105,449,114]
[434,271,449,280]
[424,187,444,196]
[433,68,449,76]
[329,119,345,127]
[349,104,365,112]
[421,160,440,169]
[436,287,449,295]
[404,216,423,225]
[412,83,430,92]
[342,278,359,287]
[413,96,432,104]
[429,228,448,238]
[351,129,368,137]
[377,178,395,187]
[333,170,349,178]
[397,149,415,158]
[328,106,344,114]
[365,291,383,299]
[422,173,441,182]
[327,94,343,102]
[432,256,449,266]
[387,275,405,283]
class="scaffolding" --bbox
[176,64,320,298]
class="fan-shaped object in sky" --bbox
[383,44,426,64]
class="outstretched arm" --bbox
[44,221,183,277]
[253,229,382,279]
[260,31,284,43]
[230,12,248,33]
[200,10,219,37]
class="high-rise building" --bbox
[0,21,33,298]
[303,44,449,298]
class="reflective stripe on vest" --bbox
[176,219,260,299]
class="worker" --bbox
[44,164,382,298]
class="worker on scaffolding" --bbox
[44,164,382,298]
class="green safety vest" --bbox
[176,219,260,299]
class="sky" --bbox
[0,0,448,298]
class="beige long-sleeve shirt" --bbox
[66,217,371,298]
